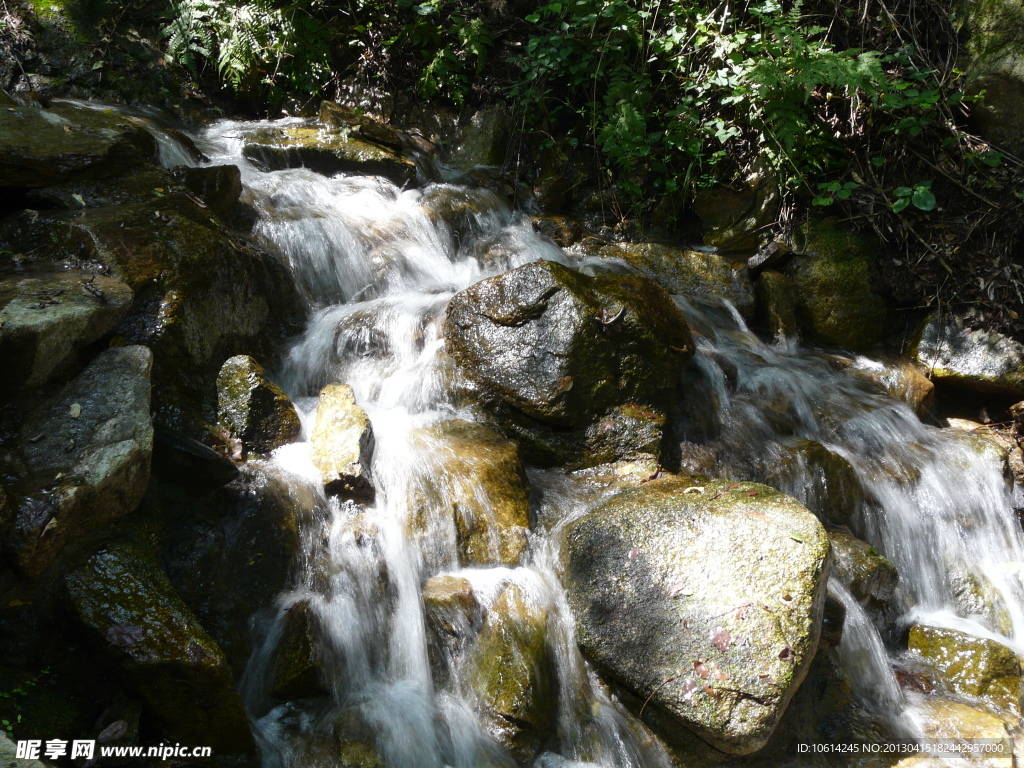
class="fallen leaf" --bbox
[40,518,59,537]
[628,547,640,560]
[97,720,128,743]
[780,594,795,609]
[683,486,704,494]
[679,678,699,699]
[713,667,730,681]
[745,490,759,497]
[745,510,769,521]
[727,483,741,490]
[7,599,31,607]
[778,644,796,661]
[70,403,82,418]
[702,682,718,697]
[693,661,710,678]
[106,624,144,647]
[711,626,731,651]
[667,582,692,598]
[789,532,808,543]
[734,603,751,620]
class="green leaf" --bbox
[892,197,910,213]
[912,187,936,211]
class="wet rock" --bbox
[172,164,242,216]
[217,355,301,457]
[423,574,484,687]
[896,698,1014,768]
[755,270,798,340]
[310,384,375,500]
[0,102,157,189]
[912,312,1024,396]
[1011,400,1024,430]
[162,462,313,671]
[947,565,1015,637]
[784,219,888,350]
[271,599,327,700]
[692,165,780,251]
[65,542,254,752]
[0,732,48,768]
[852,359,935,417]
[418,185,507,248]
[6,346,152,577]
[469,582,554,762]
[0,268,132,399]
[26,165,177,209]
[827,526,899,607]
[407,420,530,568]
[596,242,755,317]
[563,477,831,755]
[0,193,300,437]
[775,439,864,526]
[907,624,1023,713]
[151,425,240,495]
[443,260,694,467]
[581,403,665,466]
[532,215,582,248]
[319,101,407,153]
[447,104,511,170]
[242,124,416,186]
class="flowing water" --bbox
[121,108,1024,765]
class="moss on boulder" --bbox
[217,355,301,457]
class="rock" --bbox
[443,260,694,467]
[827,526,899,607]
[418,184,507,248]
[895,698,1014,768]
[1011,400,1024,430]
[447,104,512,170]
[747,241,790,272]
[6,346,153,577]
[469,582,554,762]
[0,732,48,768]
[151,425,240,495]
[912,312,1024,396]
[271,600,327,700]
[596,242,755,317]
[26,165,178,209]
[532,215,582,248]
[310,384,375,500]
[65,542,254,753]
[692,165,780,251]
[172,164,242,216]
[755,271,798,340]
[851,359,935,417]
[563,477,831,755]
[0,192,300,437]
[423,574,484,687]
[774,439,864,526]
[907,624,1023,712]
[580,403,665,466]
[0,102,157,190]
[407,420,530,568]
[319,101,406,153]
[242,124,416,186]
[217,355,301,457]
[0,267,133,400]
[162,462,314,671]
[784,219,888,350]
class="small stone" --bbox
[310,384,375,499]
[217,355,301,457]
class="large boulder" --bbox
[310,384,375,499]
[595,242,755,317]
[563,477,831,755]
[907,624,1023,713]
[912,312,1024,397]
[406,420,530,568]
[443,260,694,467]
[217,355,301,457]
[0,192,300,436]
[783,219,888,350]
[5,346,153,577]
[0,102,157,190]
[65,542,254,753]
[0,267,133,400]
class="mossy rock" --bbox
[596,242,755,317]
[217,355,301,457]
[468,582,554,763]
[692,165,780,251]
[532,215,583,248]
[774,439,865,526]
[172,164,243,216]
[310,384,375,500]
[850,359,935,417]
[65,541,254,752]
[827,526,899,607]
[911,312,1024,397]
[271,600,327,700]
[755,270,798,340]
[446,104,512,170]
[422,574,484,687]
[907,624,1023,713]
[242,124,416,186]
[784,219,888,350]
[406,420,530,568]
[563,477,831,755]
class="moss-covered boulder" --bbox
[0,192,300,437]
[0,102,157,190]
[172,164,243,216]
[596,242,755,317]
[271,599,327,700]
[768,439,864,526]
[912,312,1024,396]
[443,260,694,467]
[217,355,301,457]
[446,104,511,170]
[563,477,831,755]
[0,267,133,400]
[852,359,935,417]
[532,215,583,248]
[784,219,888,350]
[469,582,554,762]
[692,165,780,251]
[5,346,152,577]
[407,420,530,568]
[242,124,416,186]
[161,462,313,671]
[898,698,1014,767]
[310,384,375,500]
[755,270,798,340]
[65,542,254,753]
[908,624,1023,712]
[422,574,484,687]
[319,101,407,153]
[827,526,899,607]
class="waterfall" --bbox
[130,110,1024,765]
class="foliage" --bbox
[0,669,48,735]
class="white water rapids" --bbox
[126,109,1024,766]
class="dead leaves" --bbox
[711,626,732,651]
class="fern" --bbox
[161,0,217,73]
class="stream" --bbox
[128,111,1024,766]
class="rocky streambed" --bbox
[0,96,1023,768]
